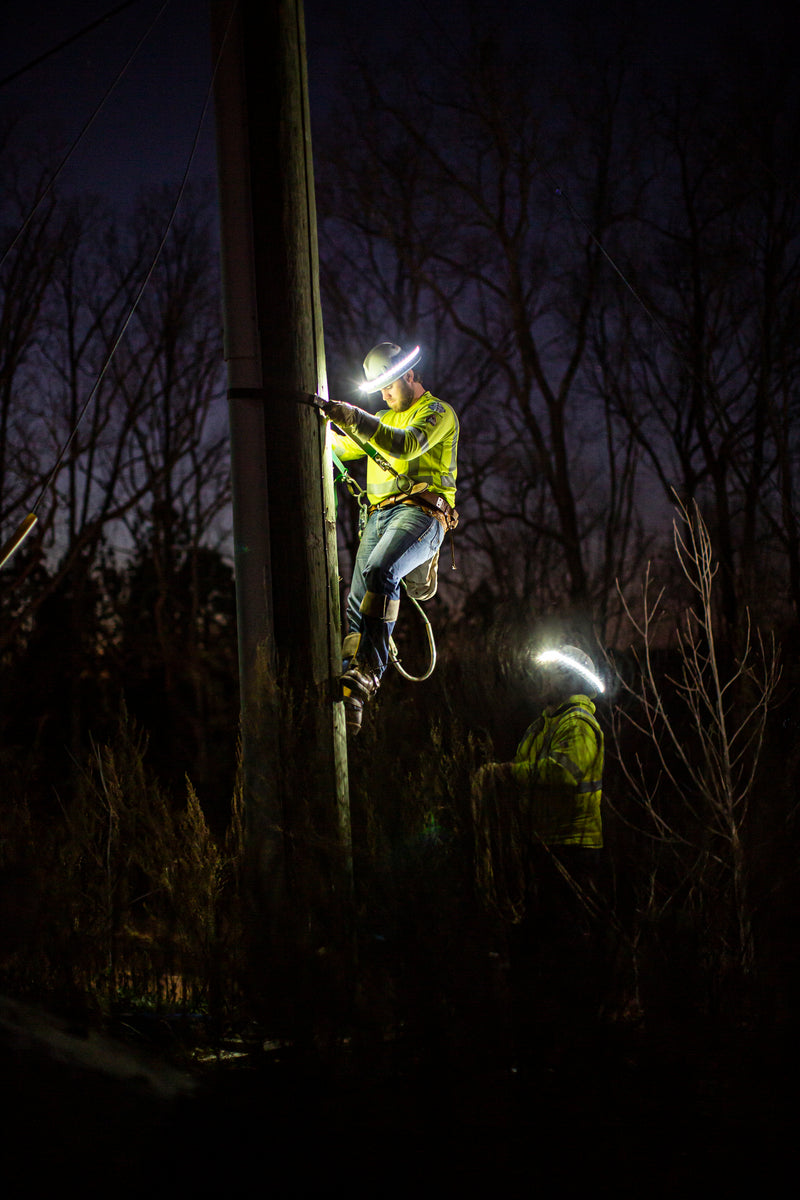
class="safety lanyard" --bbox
[298,389,413,496]
[331,448,370,534]
[330,421,412,494]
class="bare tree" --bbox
[0,158,72,542]
[613,498,780,991]
[108,184,230,787]
[0,173,230,786]
[597,68,800,628]
[316,29,651,637]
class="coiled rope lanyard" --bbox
[331,446,437,683]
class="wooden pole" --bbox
[211,0,351,1038]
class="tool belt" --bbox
[368,488,459,531]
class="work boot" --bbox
[339,661,379,735]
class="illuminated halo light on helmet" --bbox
[536,648,606,695]
[359,344,421,393]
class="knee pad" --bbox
[359,590,400,621]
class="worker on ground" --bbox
[471,644,606,1058]
[474,644,605,849]
[320,343,458,733]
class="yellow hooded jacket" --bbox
[509,694,604,847]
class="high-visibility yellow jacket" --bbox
[332,391,459,506]
[509,694,604,847]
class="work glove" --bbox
[321,399,363,429]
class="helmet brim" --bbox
[359,345,421,393]
[535,648,605,695]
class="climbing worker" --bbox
[319,342,459,733]
[471,644,607,1054]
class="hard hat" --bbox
[535,644,605,695]
[359,342,421,393]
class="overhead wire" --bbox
[30,4,230,519]
[1,0,174,568]
[0,0,145,91]
[541,171,679,360]
[386,0,730,397]
[0,0,171,271]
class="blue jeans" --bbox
[346,503,444,678]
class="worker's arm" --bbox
[321,396,456,462]
[329,424,366,462]
[471,726,592,808]
[370,397,457,462]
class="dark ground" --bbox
[1,995,794,1197]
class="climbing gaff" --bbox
[0,513,38,571]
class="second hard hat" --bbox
[536,644,605,695]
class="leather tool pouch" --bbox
[404,547,441,601]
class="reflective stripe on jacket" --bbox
[333,391,458,506]
[510,694,604,847]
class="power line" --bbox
[0,0,171,271]
[0,0,145,91]
[31,3,227,517]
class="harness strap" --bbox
[366,491,459,570]
[367,489,458,529]
[360,591,401,621]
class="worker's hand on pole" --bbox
[320,398,363,429]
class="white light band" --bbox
[359,345,421,393]
[536,648,605,694]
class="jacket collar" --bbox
[546,694,596,718]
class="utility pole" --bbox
[211,0,351,1037]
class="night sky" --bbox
[1,0,217,210]
[1,0,791,217]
